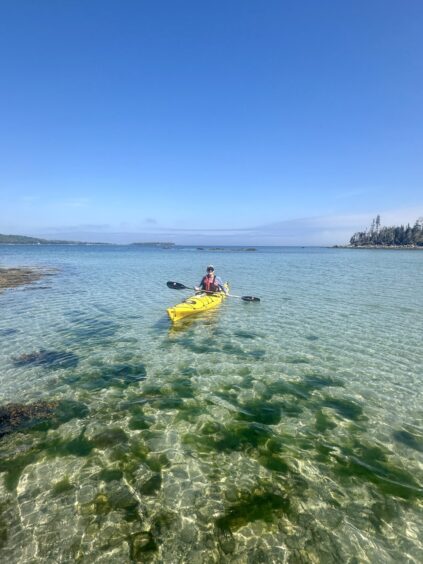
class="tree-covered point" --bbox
[0,234,110,245]
[0,234,68,244]
[350,216,423,247]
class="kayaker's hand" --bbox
[194,286,200,292]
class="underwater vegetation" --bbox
[12,349,79,369]
[64,361,147,391]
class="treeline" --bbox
[350,216,423,247]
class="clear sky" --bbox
[1,0,422,244]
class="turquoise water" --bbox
[0,245,422,563]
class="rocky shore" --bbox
[0,267,55,293]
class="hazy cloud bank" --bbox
[25,207,422,245]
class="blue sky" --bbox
[1,1,422,244]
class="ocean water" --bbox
[0,245,422,563]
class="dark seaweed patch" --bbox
[214,422,273,452]
[247,349,266,359]
[92,428,128,449]
[266,380,310,400]
[183,421,272,454]
[0,328,18,336]
[52,477,74,496]
[315,410,337,433]
[129,532,158,559]
[46,432,94,458]
[139,473,162,495]
[234,331,257,340]
[393,429,423,453]
[286,356,310,364]
[237,401,282,426]
[65,362,146,391]
[322,397,365,421]
[215,489,290,532]
[166,378,194,399]
[334,441,423,499]
[305,335,319,341]
[129,415,150,430]
[174,402,206,423]
[303,374,344,390]
[98,468,124,482]
[0,449,43,490]
[257,453,289,473]
[13,349,79,369]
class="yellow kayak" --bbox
[167,283,229,322]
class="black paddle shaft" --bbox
[166,281,260,302]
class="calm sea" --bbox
[0,245,422,563]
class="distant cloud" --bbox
[43,224,111,233]
[143,218,157,225]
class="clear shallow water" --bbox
[0,245,422,563]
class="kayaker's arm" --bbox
[215,276,228,294]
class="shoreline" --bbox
[333,245,423,250]
[0,267,55,293]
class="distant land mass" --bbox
[0,234,177,247]
[131,242,175,248]
[337,216,423,248]
[0,233,110,245]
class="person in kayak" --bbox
[195,265,228,294]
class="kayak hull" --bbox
[167,283,229,322]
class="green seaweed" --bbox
[129,531,158,559]
[65,362,146,391]
[0,504,8,549]
[98,468,124,482]
[334,441,423,500]
[322,397,365,421]
[129,415,150,430]
[0,448,42,491]
[215,488,290,531]
[393,429,423,453]
[92,427,128,449]
[52,476,74,495]
[214,422,273,452]
[315,410,337,433]
[237,401,282,425]
[12,349,79,369]
[139,473,161,495]
[257,453,289,473]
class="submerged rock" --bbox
[0,401,57,437]
[0,267,49,293]
[0,399,89,437]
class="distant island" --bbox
[337,216,423,248]
[0,234,110,245]
[131,242,175,248]
[0,234,175,247]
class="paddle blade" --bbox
[241,296,260,302]
[167,281,187,290]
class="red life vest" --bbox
[202,274,219,292]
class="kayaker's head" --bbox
[206,265,215,276]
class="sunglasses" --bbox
[207,268,214,272]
